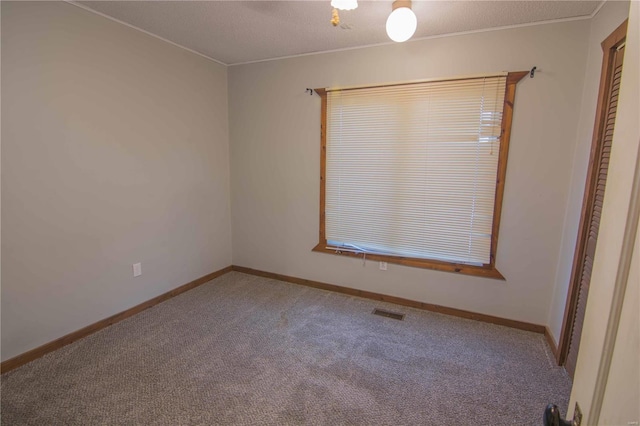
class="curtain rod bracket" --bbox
[530,66,537,78]
[306,88,314,96]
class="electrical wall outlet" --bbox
[133,263,142,277]
[573,402,582,426]
[379,262,388,271]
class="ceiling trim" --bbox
[230,13,595,66]
[66,1,228,66]
[590,0,608,19]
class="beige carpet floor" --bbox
[1,271,571,425]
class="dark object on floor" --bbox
[544,404,573,426]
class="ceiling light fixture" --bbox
[331,0,358,11]
[386,0,417,43]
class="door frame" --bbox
[556,19,628,367]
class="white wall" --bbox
[229,20,590,326]
[568,1,639,423]
[547,0,630,345]
[1,2,232,361]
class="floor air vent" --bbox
[372,308,405,321]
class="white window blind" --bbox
[325,75,508,265]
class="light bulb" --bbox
[386,7,417,42]
[331,0,358,11]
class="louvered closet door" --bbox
[565,44,625,379]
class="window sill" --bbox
[312,243,505,280]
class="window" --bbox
[313,72,527,279]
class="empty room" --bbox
[1,1,638,425]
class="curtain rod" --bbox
[306,67,538,95]
[321,71,509,93]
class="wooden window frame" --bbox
[312,72,527,279]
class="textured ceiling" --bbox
[76,1,601,65]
